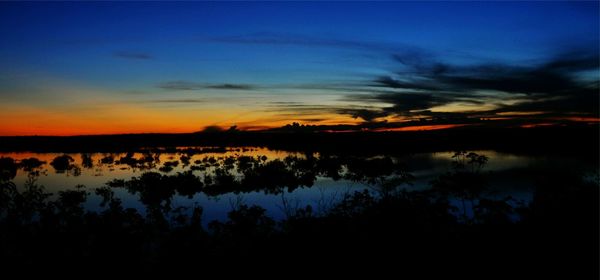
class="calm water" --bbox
[2,147,595,223]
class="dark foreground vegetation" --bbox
[0,149,597,277]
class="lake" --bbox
[2,147,595,224]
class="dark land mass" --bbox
[0,124,598,276]
[0,124,598,158]
[0,149,597,277]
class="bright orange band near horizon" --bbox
[1,99,598,136]
[0,103,365,136]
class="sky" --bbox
[0,1,598,135]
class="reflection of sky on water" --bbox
[2,147,595,224]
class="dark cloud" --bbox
[491,86,599,117]
[299,118,327,122]
[389,50,599,95]
[206,84,255,90]
[338,92,480,122]
[376,93,440,112]
[157,80,256,91]
[370,76,439,91]
[266,102,387,122]
[432,65,575,95]
[159,45,597,128]
[340,50,599,123]
[335,108,389,122]
[543,51,599,72]
[113,51,153,60]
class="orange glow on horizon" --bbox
[0,104,365,136]
[1,100,596,136]
[372,124,467,132]
[560,117,600,122]
[520,123,557,128]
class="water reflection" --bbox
[0,147,596,223]
[0,147,597,274]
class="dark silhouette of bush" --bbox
[431,151,489,222]
[50,154,76,174]
[170,171,204,198]
[0,157,17,181]
[81,153,94,169]
[241,159,310,194]
[19,157,46,172]
[100,154,114,165]
[159,160,179,173]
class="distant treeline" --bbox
[0,125,598,157]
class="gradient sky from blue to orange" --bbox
[0,2,598,135]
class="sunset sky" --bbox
[0,2,598,135]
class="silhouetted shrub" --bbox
[0,157,17,181]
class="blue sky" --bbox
[0,1,598,135]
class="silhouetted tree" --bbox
[0,157,17,181]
